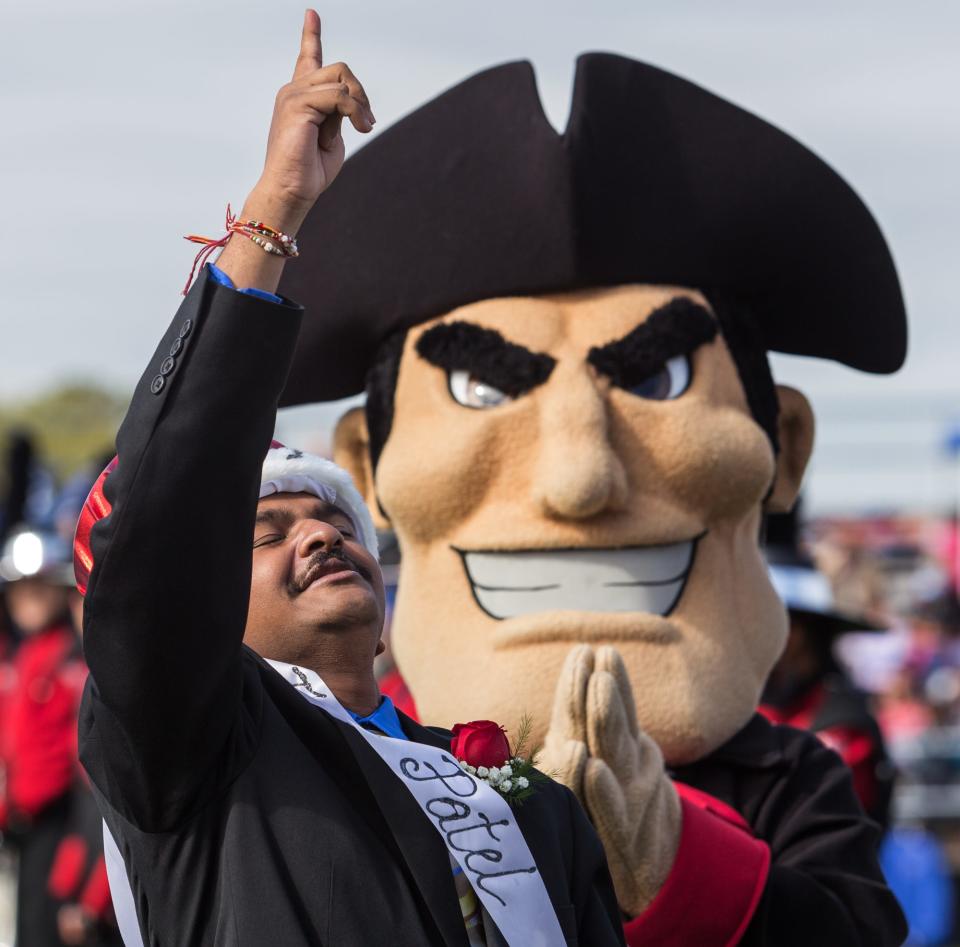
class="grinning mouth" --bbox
[454,536,703,621]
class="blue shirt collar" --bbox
[347,695,408,741]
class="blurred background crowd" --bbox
[0,427,121,945]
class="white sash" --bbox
[267,660,566,947]
[103,820,145,947]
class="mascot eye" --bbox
[448,370,512,409]
[628,355,691,401]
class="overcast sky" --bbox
[3,0,959,512]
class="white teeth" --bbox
[459,541,697,620]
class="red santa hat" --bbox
[73,441,378,596]
[258,440,378,558]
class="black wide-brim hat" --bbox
[279,53,907,404]
[764,507,883,635]
[766,547,885,635]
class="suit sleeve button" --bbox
[169,337,183,356]
[150,375,165,395]
[160,356,176,376]
[179,319,193,339]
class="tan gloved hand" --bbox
[540,644,682,916]
[540,643,593,791]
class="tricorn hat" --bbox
[279,53,906,404]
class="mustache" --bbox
[289,550,370,596]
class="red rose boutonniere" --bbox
[450,720,510,768]
[450,716,546,807]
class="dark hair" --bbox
[702,291,780,454]
[364,329,408,474]
[364,294,779,473]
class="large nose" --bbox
[532,361,628,520]
[295,520,345,560]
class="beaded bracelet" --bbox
[182,205,299,295]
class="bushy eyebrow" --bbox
[254,507,291,528]
[415,321,556,397]
[587,297,718,389]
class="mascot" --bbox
[279,55,907,944]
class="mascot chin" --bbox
[280,55,908,945]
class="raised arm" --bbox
[215,10,375,294]
[80,11,375,828]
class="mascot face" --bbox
[357,283,812,763]
[286,55,903,770]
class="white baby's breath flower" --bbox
[499,779,512,792]
[518,776,529,789]
[467,764,477,775]
[459,759,469,770]
[476,766,489,778]
[499,764,513,778]
[488,767,500,782]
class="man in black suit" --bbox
[73,11,624,946]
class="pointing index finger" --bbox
[294,8,323,80]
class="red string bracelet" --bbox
[182,204,299,295]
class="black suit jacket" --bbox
[79,272,624,947]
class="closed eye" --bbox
[253,534,283,549]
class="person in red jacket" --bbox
[760,507,895,829]
[0,527,119,946]
[47,788,121,946]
